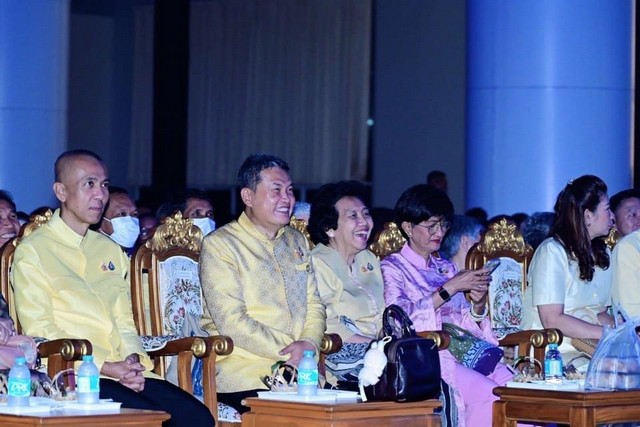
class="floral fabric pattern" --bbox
[159,256,203,336]
[488,258,523,330]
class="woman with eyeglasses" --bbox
[381,184,514,427]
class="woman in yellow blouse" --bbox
[308,181,384,384]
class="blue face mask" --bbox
[105,216,140,248]
[192,217,216,236]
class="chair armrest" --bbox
[499,328,563,365]
[37,339,93,380]
[320,333,342,355]
[147,335,233,359]
[417,331,451,350]
[147,335,233,426]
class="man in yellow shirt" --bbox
[12,149,213,427]
[200,154,326,413]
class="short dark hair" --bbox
[108,186,128,196]
[465,207,489,225]
[610,189,640,213]
[177,189,212,213]
[522,211,555,250]
[308,181,369,245]
[103,186,130,215]
[0,190,17,212]
[439,215,484,260]
[394,184,454,240]
[427,170,446,183]
[237,154,290,190]
[54,149,103,182]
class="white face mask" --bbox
[105,216,140,248]
[193,217,216,236]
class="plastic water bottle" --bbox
[77,355,100,404]
[7,356,30,407]
[297,350,318,396]
[544,343,563,381]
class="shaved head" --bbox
[55,149,104,183]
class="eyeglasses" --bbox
[414,219,450,235]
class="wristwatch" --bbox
[437,286,451,302]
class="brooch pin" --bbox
[361,263,375,273]
[101,261,116,272]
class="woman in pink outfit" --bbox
[381,184,515,427]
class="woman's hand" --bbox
[538,304,604,339]
[0,319,14,345]
[445,268,491,296]
[469,289,489,310]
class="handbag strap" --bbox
[382,304,416,338]
[442,322,474,338]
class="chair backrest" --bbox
[604,226,620,250]
[466,218,533,332]
[130,212,204,338]
[369,222,405,259]
[1,209,53,333]
[289,216,314,249]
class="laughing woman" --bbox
[308,181,384,385]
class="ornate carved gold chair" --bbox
[369,222,405,259]
[604,226,620,250]
[466,218,562,365]
[130,212,235,425]
[131,213,341,425]
[1,209,92,381]
[289,216,313,249]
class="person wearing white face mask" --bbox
[179,189,216,237]
[97,187,140,250]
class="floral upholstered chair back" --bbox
[130,213,240,425]
[130,212,204,338]
[466,218,533,338]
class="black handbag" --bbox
[364,304,441,402]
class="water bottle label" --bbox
[545,359,562,378]
[298,369,318,386]
[8,378,30,397]
[78,377,100,393]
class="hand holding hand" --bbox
[100,355,146,392]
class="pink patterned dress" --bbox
[381,243,514,427]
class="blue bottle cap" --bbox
[303,350,315,357]
[14,357,26,365]
[82,355,94,362]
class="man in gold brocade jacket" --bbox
[199,154,326,413]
